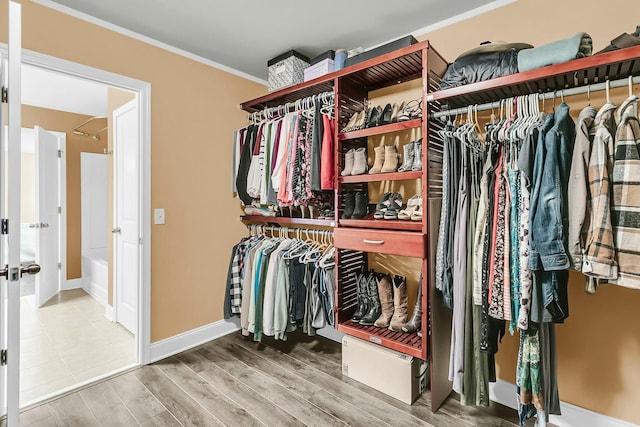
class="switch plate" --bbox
[154,208,165,225]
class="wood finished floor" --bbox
[11,331,529,427]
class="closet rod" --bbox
[431,75,640,119]
[248,90,334,123]
[248,224,333,239]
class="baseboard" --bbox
[316,325,345,343]
[149,318,241,363]
[489,379,637,427]
[82,281,108,307]
[61,278,82,291]
[104,305,114,322]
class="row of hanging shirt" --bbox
[223,226,335,342]
[233,93,336,209]
[433,92,640,426]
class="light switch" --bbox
[154,208,165,225]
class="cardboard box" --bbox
[304,59,335,82]
[342,336,428,404]
[267,50,310,91]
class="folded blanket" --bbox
[517,32,592,72]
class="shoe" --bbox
[369,145,385,174]
[373,192,393,219]
[389,275,408,331]
[374,274,394,328]
[398,195,420,220]
[402,274,422,333]
[378,103,393,126]
[397,141,415,172]
[410,198,423,222]
[352,270,370,322]
[391,101,405,123]
[383,192,403,220]
[411,139,423,171]
[341,193,355,219]
[359,274,382,326]
[367,106,383,128]
[341,148,354,176]
[352,110,366,131]
[398,99,421,121]
[351,147,368,175]
[341,111,359,133]
[381,144,399,173]
[351,191,369,219]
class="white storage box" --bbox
[304,59,335,82]
[267,50,310,91]
[342,336,428,404]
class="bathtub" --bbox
[82,247,108,306]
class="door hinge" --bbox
[1,219,8,235]
[58,262,62,270]
[57,149,63,158]
[1,86,7,103]
[58,206,62,214]
[1,349,6,365]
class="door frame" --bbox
[0,44,153,365]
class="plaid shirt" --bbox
[228,236,262,315]
[611,97,640,289]
[582,105,618,281]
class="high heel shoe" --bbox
[341,111,359,133]
[391,101,404,123]
[367,106,383,128]
[378,103,393,126]
[398,99,422,121]
[398,195,420,220]
[352,110,366,131]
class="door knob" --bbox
[20,263,41,277]
[40,222,49,228]
[112,227,121,234]
[29,223,40,228]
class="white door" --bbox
[113,99,139,335]
[33,126,60,307]
[3,2,29,425]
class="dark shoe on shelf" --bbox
[359,274,382,326]
[367,106,383,128]
[383,192,403,220]
[378,103,393,126]
[402,273,423,333]
[342,192,355,219]
[351,191,369,219]
[351,271,370,322]
[373,192,393,219]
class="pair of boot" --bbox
[397,139,423,172]
[342,192,368,219]
[341,148,367,176]
[369,144,399,174]
[374,275,409,331]
[352,271,381,325]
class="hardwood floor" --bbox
[13,331,527,426]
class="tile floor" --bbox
[20,289,136,404]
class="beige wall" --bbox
[106,88,136,306]
[21,105,107,279]
[419,0,640,423]
[1,0,265,342]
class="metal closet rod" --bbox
[247,224,333,238]
[248,91,334,122]
[431,75,640,119]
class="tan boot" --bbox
[374,275,394,327]
[341,148,354,176]
[389,275,408,331]
[368,145,385,174]
[381,144,399,173]
[351,147,368,175]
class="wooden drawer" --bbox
[334,228,425,258]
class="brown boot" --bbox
[402,274,422,333]
[368,145,385,174]
[389,275,408,331]
[374,275,394,327]
[381,144,399,173]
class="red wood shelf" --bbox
[428,45,640,108]
[339,118,422,140]
[340,170,422,183]
[241,216,335,227]
[339,217,422,231]
[337,320,424,360]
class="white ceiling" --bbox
[22,64,108,116]
[43,0,501,81]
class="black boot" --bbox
[402,274,423,333]
[359,274,382,326]
[351,271,370,322]
[342,192,355,219]
[351,191,369,219]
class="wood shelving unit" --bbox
[339,170,422,183]
[338,118,422,140]
[338,218,422,232]
[241,216,335,227]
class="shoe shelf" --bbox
[337,320,423,359]
[428,45,640,108]
[338,118,422,141]
[240,215,336,227]
[338,217,422,232]
[339,170,422,183]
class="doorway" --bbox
[0,45,152,412]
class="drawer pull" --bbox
[363,239,385,245]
